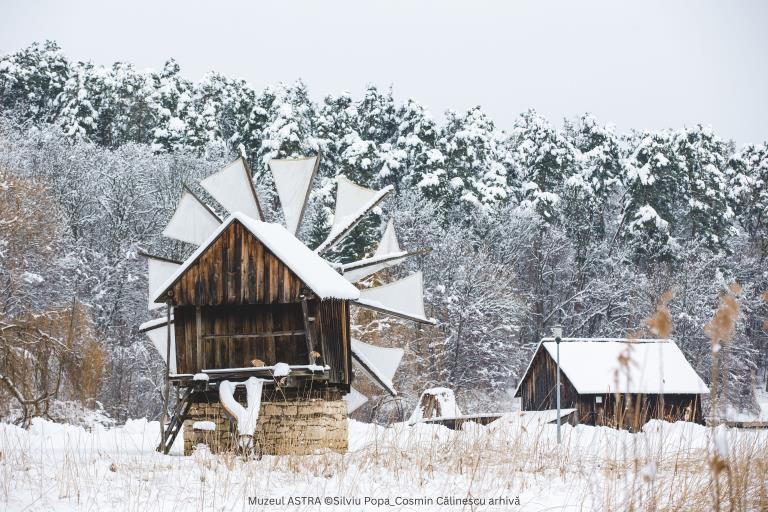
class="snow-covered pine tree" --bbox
[385,98,441,193]
[620,130,686,262]
[562,113,623,245]
[431,106,509,220]
[728,142,768,260]
[149,60,195,153]
[675,125,733,253]
[510,109,579,223]
[0,41,70,123]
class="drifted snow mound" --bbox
[218,377,267,436]
[409,387,462,423]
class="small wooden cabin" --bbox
[514,338,708,430]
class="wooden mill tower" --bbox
[139,154,434,455]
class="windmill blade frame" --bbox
[269,154,320,236]
[139,316,177,374]
[354,271,437,325]
[140,251,182,310]
[162,185,222,245]
[315,178,394,254]
[341,248,431,282]
[200,156,264,221]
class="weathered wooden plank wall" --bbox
[166,221,303,306]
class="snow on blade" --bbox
[342,219,407,282]
[356,271,435,324]
[218,377,266,437]
[351,339,404,395]
[152,213,359,303]
[139,317,177,374]
[147,258,180,310]
[315,177,393,254]
[200,157,263,221]
[538,339,709,395]
[162,191,221,245]
[269,156,318,235]
[343,387,369,414]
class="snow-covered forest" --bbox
[0,41,766,424]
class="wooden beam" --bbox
[137,251,184,265]
[300,295,315,364]
[202,331,306,340]
[195,306,203,371]
[352,300,437,325]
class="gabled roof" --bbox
[152,213,360,302]
[514,338,708,396]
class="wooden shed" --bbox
[514,338,709,430]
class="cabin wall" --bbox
[576,393,702,429]
[167,221,303,306]
[316,299,350,387]
[519,347,579,411]
[173,299,350,385]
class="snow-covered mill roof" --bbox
[516,338,709,396]
[152,212,360,303]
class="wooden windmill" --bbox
[139,153,434,455]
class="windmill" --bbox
[141,152,434,424]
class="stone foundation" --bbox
[183,399,348,456]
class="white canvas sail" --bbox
[315,177,393,254]
[162,191,221,245]
[269,156,318,235]
[200,158,263,221]
[342,219,407,282]
[351,338,404,395]
[147,258,180,310]
[343,387,369,414]
[140,318,177,374]
[356,271,435,324]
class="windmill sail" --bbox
[200,157,263,221]
[342,219,407,282]
[145,255,181,310]
[351,338,404,396]
[343,387,369,413]
[355,271,436,324]
[315,177,393,254]
[139,317,177,374]
[162,189,222,245]
[269,155,319,235]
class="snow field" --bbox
[1,414,767,511]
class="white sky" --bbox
[1,0,766,144]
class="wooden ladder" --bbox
[157,387,193,454]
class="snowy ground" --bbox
[1,413,767,511]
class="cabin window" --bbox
[595,396,602,404]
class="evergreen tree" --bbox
[0,41,69,122]
[675,125,733,252]
[620,130,686,262]
[510,109,579,222]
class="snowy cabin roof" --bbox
[152,213,360,302]
[515,338,709,396]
